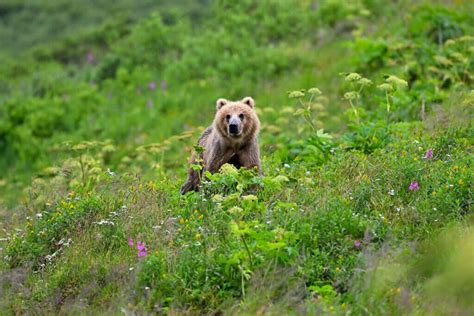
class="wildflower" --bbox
[377,83,393,92]
[107,168,116,176]
[242,194,258,201]
[354,240,361,248]
[212,194,224,203]
[409,181,420,191]
[220,163,238,175]
[385,75,408,89]
[86,52,95,64]
[458,35,474,42]
[160,80,168,91]
[344,72,362,82]
[94,220,115,226]
[137,241,147,257]
[358,78,373,87]
[444,39,456,46]
[288,90,305,98]
[450,52,468,64]
[128,238,134,246]
[146,99,153,109]
[388,189,395,196]
[435,55,453,66]
[307,87,322,95]
[148,82,156,90]
[272,175,289,183]
[344,91,359,100]
[424,149,433,159]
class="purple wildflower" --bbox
[137,241,146,251]
[409,181,420,191]
[137,241,147,257]
[425,149,433,159]
[146,99,153,109]
[86,52,95,64]
[160,80,168,91]
[354,240,361,248]
[148,82,157,90]
[128,238,134,246]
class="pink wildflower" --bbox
[128,238,134,246]
[137,241,147,257]
[425,149,433,159]
[86,52,95,64]
[409,181,420,191]
[148,82,157,90]
[137,241,146,251]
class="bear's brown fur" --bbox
[180,96,261,194]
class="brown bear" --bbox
[180,96,261,194]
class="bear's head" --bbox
[214,97,260,140]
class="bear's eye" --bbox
[225,114,231,121]
[239,114,244,120]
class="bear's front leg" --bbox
[238,140,262,174]
[180,152,204,195]
[180,167,201,194]
[202,147,235,176]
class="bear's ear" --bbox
[216,98,228,110]
[241,96,255,109]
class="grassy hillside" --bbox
[0,0,473,314]
[0,0,211,57]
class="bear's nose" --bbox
[229,124,239,134]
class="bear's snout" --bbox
[228,116,242,136]
[229,123,239,134]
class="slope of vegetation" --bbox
[0,0,473,314]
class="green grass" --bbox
[0,0,473,314]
